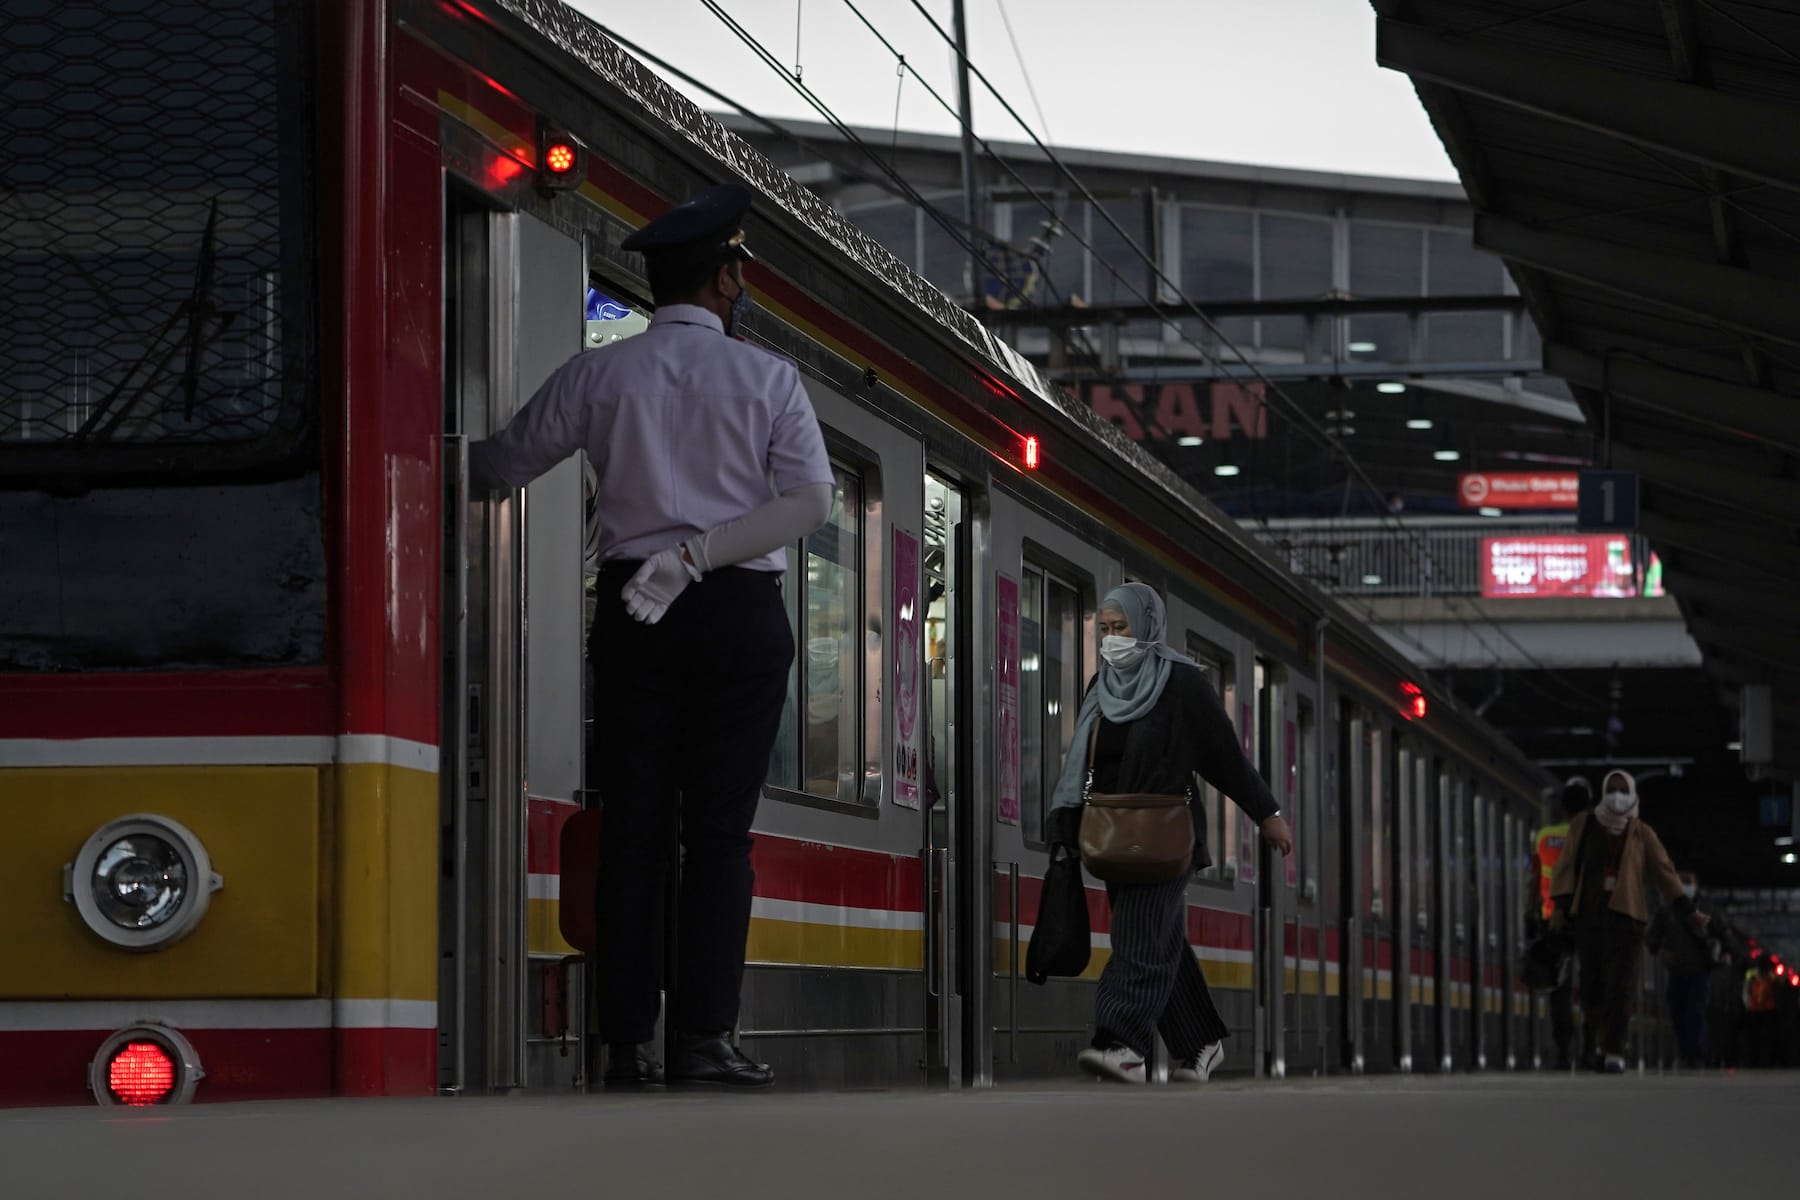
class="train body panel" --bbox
[0,0,1573,1104]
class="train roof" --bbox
[467,0,1551,801]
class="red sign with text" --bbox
[1457,472,1579,509]
[1481,534,1637,598]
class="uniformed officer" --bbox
[472,184,834,1089]
[1528,775,1590,1069]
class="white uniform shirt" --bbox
[474,304,834,573]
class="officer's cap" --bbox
[621,183,755,267]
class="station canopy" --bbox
[1376,0,1800,776]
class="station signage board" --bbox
[1457,471,1580,509]
[1481,534,1637,598]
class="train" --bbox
[2,0,1568,1106]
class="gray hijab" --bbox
[1049,582,1192,811]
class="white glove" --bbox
[683,483,834,573]
[621,546,701,624]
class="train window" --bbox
[1019,565,1083,844]
[768,465,866,805]
[1,0,318,480]
[1185,635,1232,882]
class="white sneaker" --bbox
[1170,1042,1225,1083]
[1077,1044,1147,1084]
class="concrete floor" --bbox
[2,1072,1792,1199]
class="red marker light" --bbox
[536,125,584,192]
[1400,681,1426,721]
[1778,963,1787,977]
[107,1041,176,1106]
[1023,436,1040,470]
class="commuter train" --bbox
[2,0,1563,1105]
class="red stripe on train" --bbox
[0,668,334,741]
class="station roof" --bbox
[1375,0,1800,778]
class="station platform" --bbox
[3,1071,1792,1199]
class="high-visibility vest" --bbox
[1533,822,1571,920]
[1745,970,1777,1014]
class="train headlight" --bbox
[64,815,223,950]
[90,1024,204,1107]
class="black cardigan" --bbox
[1050,662,1280,869]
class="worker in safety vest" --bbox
[1528,776,1592,1069]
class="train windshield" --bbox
[0,2,326,672]
[0,0,317,481]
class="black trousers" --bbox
[1093,876,1230,1061]
[1575,915,1644,1059]
[590,562,793,1045]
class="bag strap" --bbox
[1082,719,1100,801]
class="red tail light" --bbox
[107,1041,177,1106]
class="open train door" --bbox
[440,196,588,1094]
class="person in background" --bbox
[1528,776,1590,1069]
[1646,869,1721,1069]
[1548,769,1709,1074]
[1046,583,1292,1085]
[1740,954,1779,1067]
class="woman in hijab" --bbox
[1047,583,1292,1084]
[1548,769,1709,1073]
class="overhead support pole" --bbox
[1375,18,1800,196]
[951,0,981,307]
[1545,344,1800,450]
[1474,214,1800,350]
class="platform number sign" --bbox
[1577,471,1638,532]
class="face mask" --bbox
[1603,790,1633,813]
[1100,635,1147,669]
[1682,883,1698,900]
[725,276,753,337]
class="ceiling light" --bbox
[1777,836,1795,847]
[1348,341,1378,353]
[1728,740,1742,751]
[1361,574,1382,586]
[1177,435,1204,447]
[1405,418,1434,431]
[1377,382,1407,394]
[1213,464,1241,478]
[1433,449,1462,462]
[1326,409,1357,421]
[1784,853,1798,865]
[1478,506,1502,517]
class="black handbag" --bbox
[1025,846,1091,984]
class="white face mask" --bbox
[1602,790,1633,813]
[1100,634,1148,669]
[1682,883,1698,900]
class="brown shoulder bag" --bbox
[1077,721,1195,884]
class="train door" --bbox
[1365,723,1394,1069]
[1339,703,1365,1071]
[1253,659,1295,1076]
[1394,740,1415,1072]
[1288,694,1324,1075]
[440,196,589,1093]
[923,469,980,1086]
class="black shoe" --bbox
[666,1033,774,1089]
[603,1041,664,1088]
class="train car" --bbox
[0,0,1556,1105]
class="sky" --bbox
[569,0,1459,182]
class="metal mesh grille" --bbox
[0,0,308,457]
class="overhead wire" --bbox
[892,0,1609,708]
[681,2,1597,713]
